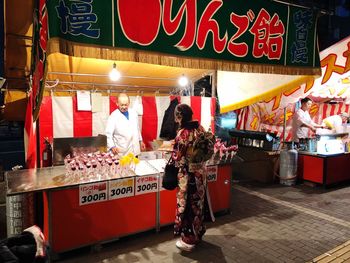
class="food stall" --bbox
[233,35,350,187]
[297,133,350,187]
[4,0,324,257]
[6,160,160,254]
[6,152,234,255]
[296,35,350,187]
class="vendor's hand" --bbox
[111,147,119,155]
[140,141,146,151]
[310,126,316,132]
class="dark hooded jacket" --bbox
[160,98,179,140]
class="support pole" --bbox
[282,107,287,144]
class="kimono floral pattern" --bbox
[172,124,207,245]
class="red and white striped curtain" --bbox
[237,102,350,141]
[38,95,216,166]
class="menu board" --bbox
[135,175,159,195]
[108,178,135,200]
[79,182,108,205]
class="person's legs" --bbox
[176,239,195,252]
[175,171,206,251]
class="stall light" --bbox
[178,74,189,87]
[109,63,121,81]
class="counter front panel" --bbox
[46,187,157,253]
[6,159,233,255]
[298,152,350,187]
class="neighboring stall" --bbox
[232,35,350,186]
[5,0,323,256]
[298,36,350,187]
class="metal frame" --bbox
[47,71,180,82]
[156,174,160,232]
[45,71,216,97]
[44,80,189,95]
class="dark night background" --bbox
[292,0,350,51]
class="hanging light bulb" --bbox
[109,63,121,81]
[178,74,189,87]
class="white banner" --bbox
[79,182,108,206]
[77,90,92,111]
[207,165,218,182]
[109,178,135,200]
[217,71,312,112]
[135,175,159,195]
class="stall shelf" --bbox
[6,159,233,255]
[298,152,350,187]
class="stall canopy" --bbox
[217,71,314,112]
[6,0,320,120]
[19,0,322,168]
[236,35,350,141]
[4,0,322,120]
[308,35,350,103]
[41,0,321,115]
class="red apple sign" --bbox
[118,0,162,46]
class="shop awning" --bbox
[308,35,350,104]
[46,53,212,93]
[4,0,323,120]
[44,0,321,112]
[217,71,318,113]
[46,0,321,73]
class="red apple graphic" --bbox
[118,0,162,46]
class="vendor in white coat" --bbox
[322,112,349,130]
[292,97,325,142]
[105,93,146,156]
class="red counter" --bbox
[298,152,350,187]
[159,189,177,226]
[43,187,157,253]
[39,163,232,255]
[207,164,232,213]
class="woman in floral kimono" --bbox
[171,103,208,252]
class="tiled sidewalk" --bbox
[57,181,350,263]
[310,241,350,263]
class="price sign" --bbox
[135,175,158,195]
[79,182,108,206]
[109,178,135,200]
[207,165,218,182]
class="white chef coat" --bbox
[291,108,317,142]
[105,108,142,156]
[322,115,343,130]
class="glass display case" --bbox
[316,133,347,155]
[298,133,348,155]
[298,132,350,187]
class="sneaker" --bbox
[176,239,195,252]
